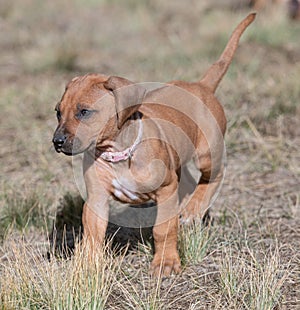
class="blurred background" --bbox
[1,0,299,192]
[0,0,299,308]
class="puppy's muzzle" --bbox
[52,134,67,152]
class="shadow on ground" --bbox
[49,193,155,256]
[49,165,201,256]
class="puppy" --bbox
[53,14,255,276]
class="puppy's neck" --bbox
[95,112,143,158]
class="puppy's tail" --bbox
[200,13,256,93]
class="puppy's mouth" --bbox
[60,149,84,156]
[55,141,95,156]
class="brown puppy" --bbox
[53,14,255,276]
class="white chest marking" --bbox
[112,178,140,201]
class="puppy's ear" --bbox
[104,76,146,129]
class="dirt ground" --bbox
[0,0,299,309]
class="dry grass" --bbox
[0,0,299,309]
[2,226,290,309]
[1,240,125,309]
[219,245,287,309]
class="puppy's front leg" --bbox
[82,201,108,249]
[82,153,109,250]
[150,181,181,277]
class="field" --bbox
[0,0,299,309]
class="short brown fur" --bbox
[53,14,255,276]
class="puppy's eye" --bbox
[80,109,91,117]
[76,109,93,120]
[56,110,61,121]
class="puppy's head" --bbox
[52,74,145,155]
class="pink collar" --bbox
[99,118,143,163]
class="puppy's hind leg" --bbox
[180,151,225,224]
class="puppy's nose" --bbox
[52,135,66,149]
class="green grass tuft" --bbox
[0,189,52,241]
[179,222,214,266]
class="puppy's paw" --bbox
[180,197,210,225]
[180,209,212,226]
[180,208,200,224]
[149,254,181,277]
